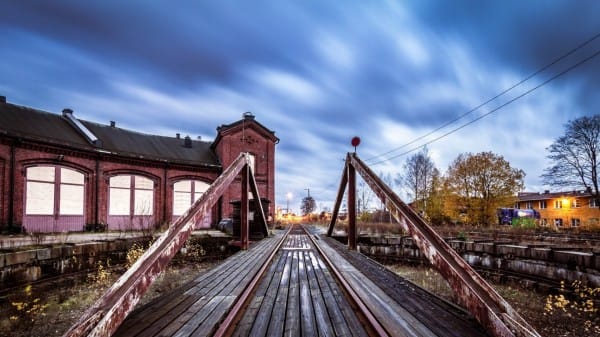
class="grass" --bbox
[387,263,600,337]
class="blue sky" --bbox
[1,1,599,213]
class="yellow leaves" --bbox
[9,285,48,324]
[544,280,599,318]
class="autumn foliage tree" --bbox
[445,151,524,225]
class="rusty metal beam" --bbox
[331,152,541,337]
[327,161,348,237]
[248,166,269,237]
[241,164,249,250]
[63,153,254,337]
[347,163,357,250]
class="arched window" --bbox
[24,166,85,232]
[172,180,210,227]
[108,174,154,230]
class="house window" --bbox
[25,166,84,216]
[541,218,548,226]
[554,218,563,227]
[539,200,547,209]
[571,199,581,208]
[526,202,533,209]
[571,218,580,227]
[554,200,562,209]
[109,175,154,216]
[590,199,600,208]
[514,202,520,209]
[173,180,210,216]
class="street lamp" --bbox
[286,192,293,214]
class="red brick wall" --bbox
[1,141,222,232]
[214,123,276,221]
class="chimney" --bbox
[0,95,6,103]
[110,121,116,127]
[176,133,180,139]
[62,108,74,116]
[184,135,192,148]
[243,111,255,120]
[544,190,550,194]
[197,136,202,140]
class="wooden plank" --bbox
[308,251,360,337]
[304,250,335,337]
[266,250,292,337]
[284,250,301,337]
[298,250,317,337]
[248,249,288,336]
[231,250,282,337]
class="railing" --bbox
[328,152,541,337]
[63,153,267,337]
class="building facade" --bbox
[0,96,278,233]
[516,190,600,228]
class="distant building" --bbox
[515,190,600,228]
[0,96,278,233]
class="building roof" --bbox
[0,99,220,167]
[517,190,593,201]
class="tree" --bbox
[398,147,437,213]
[542,115,600,197]
[300,196,316,216]
[445,151,524,225]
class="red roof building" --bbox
[0,96,278,233]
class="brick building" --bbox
[0,96,278,233]
[516,190,600,228]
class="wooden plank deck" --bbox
[114,226,486,337]
[113,232,284,337]
[231,233,368,337]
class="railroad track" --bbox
[215,224,388,337]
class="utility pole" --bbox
[304,188,310,198]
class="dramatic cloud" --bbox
[1,1,598,212]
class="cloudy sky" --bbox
[1,1,598,212]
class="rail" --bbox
[327,152,541,337]
[63,152,267,337]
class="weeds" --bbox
[544,280,600,335]
[87,259,112,286]
[126,241,151,268]
[8,284,49,333]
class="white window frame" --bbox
[554,200,562,209]
[109,175,154,216]
[539,200,547,209]
[173,180,210,216]
[571,218,580,227]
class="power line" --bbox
[369,48,600,166]
[365,31,600,163]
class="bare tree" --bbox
[542,115,600,197]
[300,196,317,216]
[398,147,437,214]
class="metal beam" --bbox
[331,152,541,337]
[347,162,356,250]
[63,152,253,337]
[327,161,348,237]
[248,166,269,237]
[241,164,249,250]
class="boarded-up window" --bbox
[173,180,210,216]
[109,175,154,216]
[134,176,154,216]
[26,166,84,215]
